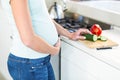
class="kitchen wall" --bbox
[0,3,12,80]
[45,0,59,9]
[45,0,55,9]
[45,0,66,9]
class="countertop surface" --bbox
[66,1,120,27]
[61,27,120,71]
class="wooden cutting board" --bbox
[79,39,118,48]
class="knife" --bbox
[96,47,112,50]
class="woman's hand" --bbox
[69,28,91,40]
[52,38,61,55]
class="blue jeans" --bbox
[7,53,55,80]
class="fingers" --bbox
[54,38,61,47]
[51,38,61,55]
[85,29,91,34]
[70,28,91,41]
[75,36,86,40]
[78,28,91,34]
[70,34,86,40]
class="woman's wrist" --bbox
[68,32,74,40]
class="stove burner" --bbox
[54,18,92,32]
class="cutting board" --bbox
[79,39,119,48]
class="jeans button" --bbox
[32,67,35,69]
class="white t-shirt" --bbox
[1,0,58,59]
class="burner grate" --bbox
[54,18,92,32]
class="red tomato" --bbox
[90,24,102,36]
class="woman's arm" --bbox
[10,0,60,55]
[53,20,91,40]
[52,20,72,38]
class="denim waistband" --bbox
[8,53,51,65]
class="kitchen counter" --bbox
[66,1,120,27]
[61,27,120,71]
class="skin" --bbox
[10,0,91,55]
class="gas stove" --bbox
[54,17,111,32]
[54,17,92,33]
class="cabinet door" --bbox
[51,55,59,80]
[61,57,98,80]
[61,41,98,80]
[61,41,120,80]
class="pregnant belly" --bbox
[33,22,58,45]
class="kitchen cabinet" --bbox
[60,28,120,80]
[61,40,120,80]
[51,54,59,80]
